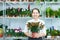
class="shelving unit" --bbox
[6,37,28,39]
[0,0,60,40]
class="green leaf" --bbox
[0,10,3,16]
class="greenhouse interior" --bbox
[0,0,60,40]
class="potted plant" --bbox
[0,24,4,37]
[24,9,31,17]
[46,0,52,2]
[40,0,44,2]
[58,8,60,18]
[17,8,20,17]
[54,0,57,2]
[13,8,19,17]
[0,10,3,16]
[0,10,3,17]
[27,9,31,17]
[46,7,50,18]
[14,28,22,37]
[0,28,3,37]
[49,10,53,18]
[27,22,44,38]
[46,7,53,18]
[6,29,14,37]
[19,8,23,17]
[53,10,58,18]
[6,8,11,17]
[21,32,27,37]
[10,0,14,1]
[46,29,51,38]
[50,30,59,38]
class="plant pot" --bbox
[40,0,44,2]
[46,13,50,18]
[0,34,3,38]
[51,36,55,39]
[51,15,55,18]
[7,15,13,17]
[54,0,57,2]
[7,34,11,37]
[29,0,34,2]
[32,32,37,38]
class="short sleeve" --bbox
[41,20,45,25]
[40,27,46,35]
[22,22,28,33]
[39,20,45,26]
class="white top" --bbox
[23,19,46,35]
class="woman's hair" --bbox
[32,8,40,13]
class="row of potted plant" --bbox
[0,24,26,37]
[0,24,8,38]
[46,28,60,38]
[6,0,58,2]
[1,7,60,18]
[0,3,31,17]
[0,24,3,38]
[46,7,60,18]
[0,0,45,2]
[6,7,31,17]
[6,28,26,37]
[45,0,58,2]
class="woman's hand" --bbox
[24,32,32,38]
[32,33,40,38]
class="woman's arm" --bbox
[24,32,32,37]
[34,27,46,38]
[39,27,46,37]
[39,21,46,37]
[23,24,32,37]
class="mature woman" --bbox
[23,8,46,40]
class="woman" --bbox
[23,8,46,40]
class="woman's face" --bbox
[32,9,40,19]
